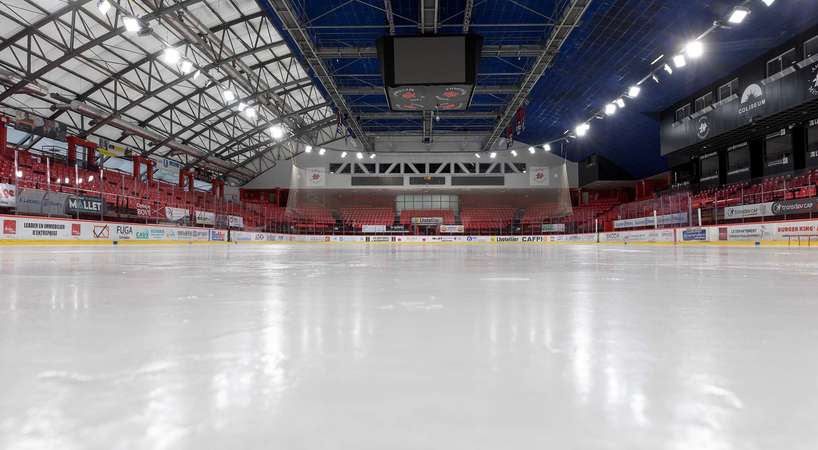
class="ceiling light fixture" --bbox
[97,0,111,15]
[673,54,687,68]
[628,86,641,98]
[604,103,617,115]
[222,89,235,103]
[304,145,312,153]
[180,59,193,74]
[685,40,704,58]
[319,148,326,155]
[728,6,751,23]
[123,17,141,33]
[162,47,180,65]
[269,125,284,139]
[575,123,590,137]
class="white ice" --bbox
[1,244,818,449]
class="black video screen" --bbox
[394,37,466,85]
[765,133,791,167]
[727,145,750,173]
[808,124,818,161]
[701,155,719,179]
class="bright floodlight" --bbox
[269,125,284,139]
[761,0,775,6]
[474,153,481,159]
[356,152,363,160]
[318,148,326,155]
[222,89,236,103]
[628,86,641,98]
[543,143,552,152]
[180,59,193,74]
[528,146,535,154]
[64,177,70,184]
[243,107,257,120]
[511,150,518,157]
[97,0,111,14]
[340,151,347,158]
[575,123,590,137]
[15,170,23,178]
[237,102,247,112]
[685,40,704,58]
[370,153,376,159]
[162,47,181,65]
[663,63,673,75]
[728,6,751,23]
[673,54,687,68]
[614,98,626,108]
[604,103,617,116]
[489,152,497,159]
[123,17,141,33]
[304,145,312,153]
[88,175,95,182]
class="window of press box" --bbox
[675,103,690,122]
[694,92,714,113]
[329,163,342,174]
[805,35,818,60]
[766,48,796,77]
[718,78,738,102]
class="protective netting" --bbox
[283,157,573,235]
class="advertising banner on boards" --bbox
[66,196,105,215]
[0,183,15,207]
[439,225,465,233]
[14,189,69,216]
[541,223,566,233]
[195,210,216,225]
[770,198,818,216]
[164,206,189,223]
[228,215,244,228]
[362,224,387,233]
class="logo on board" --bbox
[738,83,766,117]
[696,116,710,140]
[809,63,818,97]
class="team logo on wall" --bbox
[809,63,818,97]
[696,116,710,140]
[738,83,766,117]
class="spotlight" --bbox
[604,103,617,116]
[123,17,141,33]
[64,177,70,184]
[761,0,775,6]
[222,89,235,103]
[97,0,111,15]
[318,148,326,155]
[88,175,95,182]
[162,47,180,65]
[685,40,704,58]
[356,152,363,160]
[269,125,284,139]
[543,144,552,152]
[663,64,673,75]
[304,145,312,153]
[243,107,257,120]
[652,74,660,84]
[614,98,626,108]
[474,153,481,159]
[628,86,641,98]
[237,102,247,112]
[489,152,497,159]
[15,170,23,178]
[78,178,83,185]
[528,146,535,154]
[180,59,193,74]
[511,150,518,157]
[575,123,590,137]
[673,54,687,68]
[340,152,347,158]
[728,6,751,24]
[370,153,376,159]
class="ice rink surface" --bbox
[1,243,818,450]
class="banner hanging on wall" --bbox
[529,167,550,186]
[195,210,216,225]
[65,196,104,215]
[164,206,189,222]
[306,167,326,187]
[724,202,774,219]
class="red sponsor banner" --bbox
[71,223,81,236]
[3,219,16,235]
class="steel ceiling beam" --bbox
[316,44,544,59]
[338,85,519,95]
[359,111,497,120]
[0,0,209,103]
[384,0,396,35]
[482,0,592,152]
[267,0,372,151]
[420,0,439,34]
[222,117,336,176]
[463,0,474,33]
